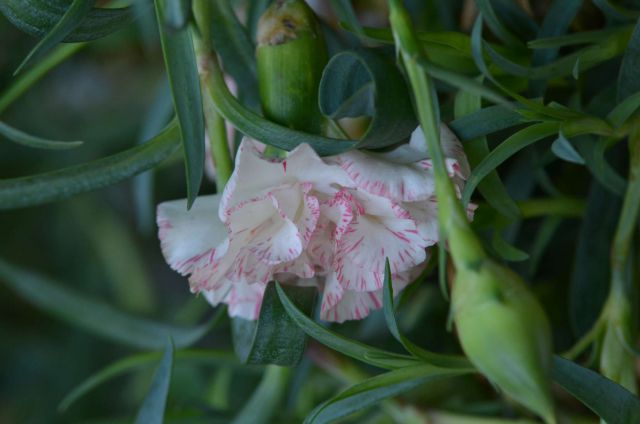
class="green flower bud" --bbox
[256,0,328,133]
[452,259,555,424]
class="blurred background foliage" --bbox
[0,0,638,423]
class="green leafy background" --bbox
[1,0,640,423]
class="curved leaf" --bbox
[305,364,469,424]
[552,356,640,424]
[454,89,520,219]
[319,49,417,148]
[382,260,472,369]
[275,283,419,370]
[134,340,174,424]
[448,102,528,142]
[0,0,134,42]
[462,122,560,205]
[0,121,83,149]
[59,348,241,412]
[528,27,631,50]
[155,0,204,208]
[475,0,522,47]
[593,0,640,21]
[0,258,214,349]
[551,132,584,164]
[201,54,357,155]
[232,283,316,366]
[14,0,95,74]
[0,123,180,210]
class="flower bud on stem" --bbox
[388,1,555,422]
[256,0,328,136]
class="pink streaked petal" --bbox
[320,270,418,323]
[269,183,320,246]
[274,251,316,279]
[226,281,268,320]
[336,149,439,202]
[157,195,227,276]
[321,189,356,240]
[410,124,471,179]
[335,201,427,291]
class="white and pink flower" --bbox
[157,125,472,322]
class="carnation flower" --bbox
[157,125,472,322]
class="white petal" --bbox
[409,124,471,179]
[157,195,227,275]
[335,193,427,291]
[336,149,439,202]
[226,281,267,320]
[284,143,355,194]
[320,271,415,323]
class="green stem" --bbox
[0,43,85,115]
[193,0,233,187]
[231,365,291,424]
[518,197,587,219]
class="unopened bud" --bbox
[256,0,328,134]
[452,259,556,424]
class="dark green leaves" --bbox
[135,340,174,424]
[210,0,259,106]
[0,258,213,349]
[0,123,180,210]
[14,0,95,74]
[618,18,640,101]
[0,121,83,150]
[202,54,357,155]
[461,122,560,205]
[275,283,419,370]
[155,0,204,209]
[304,364,467,424]
[232,283,316,366]
[163,0,191,30]
[0,0,133,42]
[552,356,640,424]
[319,49,417,148]
[551,132,584,165]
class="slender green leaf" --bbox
[210,0,259,107]
[319,49,417,148]
[570,181,621,337]
[232,283,316,366]
[576,136,627,196]
[449,102,528,142]
[0,121,83,150]
[551,132,585,164]
[202,54,357,155]
[0,258,214,349]
[59,348,241,412]
[462,122,560,205]
[454,89,520,219]
[608,91,640,127]
[475,0,522,46]
[14,0,95,74]
[135,340,174,424]
[531,0,582,66]
[491,231,529,261]
[618,18,640,101]
[528,27,630,49]
[305,364,469,424]
[485,35,626,80]
[247,0,270,39]
[231,366,291,424]
[552,356,640,424]
[155,0,204,209]
[0,123,180,210]
[0,0,133,42]
[275,283,419,370]
[163,0,191,29]
[382,260,472,369]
